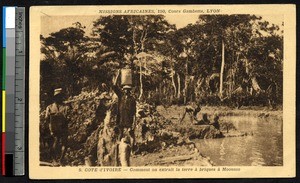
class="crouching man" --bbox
[209,115,220,130]
[179,104,201,124]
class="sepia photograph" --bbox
[29,5,295,179]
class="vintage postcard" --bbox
[29,5,296,179]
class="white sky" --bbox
[41,14,283,37]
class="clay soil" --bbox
[131,105,282,166]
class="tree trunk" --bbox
[219,39,225,99]
[139,58,143,100]
[251,77,261,92]
[171,71,177,97]
[245,58,249,75]
[228,50,234,98]
[184,78,187,104]
[232,53,238,95]
[177,74,181,99]
[184,57,188,104]
[245,58,250,93]
[163,81,166,95]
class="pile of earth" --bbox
[157,105,249,140]
[163,121,238,140]
[40,88,103,166]
[40,89,239,166]
[132,103,240,154]
[131,144,214,166]
[40,89,184,165]
[133,102,192,154]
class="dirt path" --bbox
[131,144,213,166]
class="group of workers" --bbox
[180,104,220,130]
[95,71,137,167]
[44,70,221,167]
[45,70,137,167]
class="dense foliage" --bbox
[40,15,283,108]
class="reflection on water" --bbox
[194,115,283,166]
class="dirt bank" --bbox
[131,105,282,166]
[157,105,282,123]
[131,144,213,166]
[40,88,281,166]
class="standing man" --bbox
[45,88,70,166]
[112,70,137,166]
[118,85,136,146]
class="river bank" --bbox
[157,105,282,122]
[39,90,282,167]
[132,105,282,166]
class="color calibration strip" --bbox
[2,6,25,176]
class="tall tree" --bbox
[92,15,175,99]
[41,22,89,96]
[196,15,262,99]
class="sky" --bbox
[41,14,283,37]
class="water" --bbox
[194,115,283,166]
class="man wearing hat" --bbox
[45,88,70,166]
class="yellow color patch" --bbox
[2,90,5,132]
